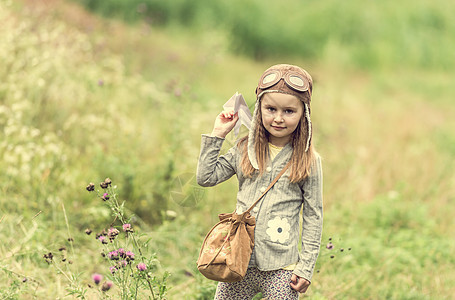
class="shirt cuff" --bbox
[292,262,314,283]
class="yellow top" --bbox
[282,263,297,270]
[268,143,283,160]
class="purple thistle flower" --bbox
[108,250,119,260]
[126,251,135,261]
[107,227,119,239]
[136,263,147,271]
[118,260,128,268]
[102,193,110,201]
[98,79,104,86]
[109,266,117,274]
[98,236,108,244]
[92,273,103,285]
[326,242,334,250]
[122,223,133,232]
[118,248,126,258]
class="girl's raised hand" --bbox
[211,110,239,138]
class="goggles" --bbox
[258,69,311,93]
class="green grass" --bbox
[1,0,454,298]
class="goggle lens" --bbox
[261,72,280,88]
[259,70,309,93]
[288,75,305,88]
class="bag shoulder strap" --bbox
[245,162,290,214]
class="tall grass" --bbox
[1,0,455,298]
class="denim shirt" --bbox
[196,135,323,282]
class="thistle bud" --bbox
[86,183,95,192]
[101,281,113,292]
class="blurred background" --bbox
[1,0,454,298]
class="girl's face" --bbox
[260,93,304,147]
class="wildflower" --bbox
[122,223,133,233]
[125,251,135,261]
[43,252,53,264]
[118,248,126,258]
[58,247,66,251]
[108,250,119,260]
[98,79,104,86]
[136,263,147,271]
[92,273,103,285]
[68,237,74,242]
[22,277,28,283]
[118,260,128,268]
[100,181,109,189]
[102,193,110,201]
[109,266,117,274]
[101,281,113,292]
[330,255,335,259]
[96,230,107,239]
[98,236,108,244]
[326,242,334,250]
[107,227,119,240]
[104,178,112,185]
[85,228,92,235]
[86,183,95,192]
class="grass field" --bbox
[1,0,454,299]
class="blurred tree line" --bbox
[74,0,454,70]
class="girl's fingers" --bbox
[221,110,236,119]
[290,274,297,284]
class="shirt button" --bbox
[260,187,266,193]
[266,167,272,172]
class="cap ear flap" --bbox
[303,102,312,152]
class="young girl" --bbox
[197,64,323,299]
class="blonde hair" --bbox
[238,93,315,183]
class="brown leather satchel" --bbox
[197,164,289,282]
